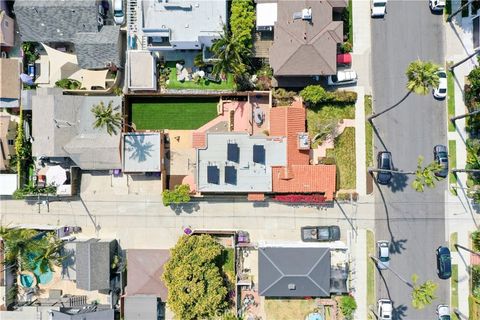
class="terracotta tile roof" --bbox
[272,165,336,200]
[192,131,206,149]
[269,104,309,166]
[248,193,265,201]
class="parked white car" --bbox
[377,240,390,270]
[371,0,387,17]
[433,69,447,99]
[436,304,451,320]
[113,0,125,25]
[327,69,358,86]
[377,299,393,320]
[430,0,446,11]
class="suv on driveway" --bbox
[436,246,452,279]
[327,69,358,86]
[434,145,449,178]
[301,226,340,242]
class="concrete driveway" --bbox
[371,1,448,318]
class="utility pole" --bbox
[452,169,480,174]
[368,168,415,175]
[447,0,472,22]
[450,109,480,123]
[448,49,480,71]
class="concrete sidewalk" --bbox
[445,1,480,317]
[350,229,368,320]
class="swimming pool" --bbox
[19,255,53,287]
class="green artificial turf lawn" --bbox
[131,98,218,130]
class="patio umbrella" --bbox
[20,73,34,85]
[46,165,67,187]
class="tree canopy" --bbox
[230,0,255,49]
[91,100,122,136]
[162,235,229,320]
[406,60,440,95]
[412,156,443,192]
[162,184,191,206]
[411,274,438,309]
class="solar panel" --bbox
[227,143,240,163]
[225,166,237,185]
[253,145,266,164]
[207,165,220,184]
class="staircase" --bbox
[67,295,87,307]
[127,0,138,41]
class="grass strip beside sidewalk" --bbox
[448,70,455,132]
[367,230,375,319]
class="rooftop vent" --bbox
[302,8,312,20]
[288,283,296,290]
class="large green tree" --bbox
[211,25,250,77]
[91,100,123,136]
[162,184,191,207]
[406,60,440,95]
[162,235,228,320]
[230,0,255,49]
[411,274,438,309]
[412,156,444,192]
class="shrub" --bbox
[21,42,39,63]
[230,0,255,48]
[332,90,358,103]
[300,85,333,105]
[273,88,296,106]
[341,41,353,53]
[473,230,480,252]
[55,78,81,90]
[162,184,191,206]
[340,295,357,319]
[274,194,327,203]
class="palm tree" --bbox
[411,274,438,309]
[368,60,440,121]
[412,156,443,192]
[0,227,41,270]
[406,60,440,95]
[210,25,250,78]
[91,100,123,136]
[33,234,64,273]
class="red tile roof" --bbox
[269,103,309,166]
[192,132,206,149]
[272,165,336,200]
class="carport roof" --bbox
[258,247,331,297]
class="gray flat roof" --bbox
[123,133,162,172]
[141,0,226,42]
[124,295,159,320]
[259,247,331,297]
[197,133,286,192]
[128,51,156,90]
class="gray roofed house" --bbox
[13,0,120,70]
[74,26,121,69]
[50,307,114,320]
[269,0,347,77]
[32,88,122,170]
[258,247,331,297]
[75,239,117,291]
[124,295,162,320]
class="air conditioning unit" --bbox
[302,8,312,20]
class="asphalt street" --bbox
[371,0,448,319]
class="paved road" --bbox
[371,1,448,318]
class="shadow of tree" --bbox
[125,134,154,163]
[390,238,408,255]
[389,172,409,193]
[172,202,201,215]
[392,304,408,320]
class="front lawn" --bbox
[265,299,335,320]
[365,95,373,167]
[451,264,459,320]
[449,140,457,184]
[306,103,355,148]
[165,62,235,91]
[131,98,218,130]
[326,127,356,190]
[366,229,375,318]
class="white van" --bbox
[113,0,124,25]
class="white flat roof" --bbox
[256,3,277,27]
[128,51,156,91]
[0,174,17,195]
[123,132,162,172]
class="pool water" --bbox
[20,274,35,287]
[34,264,53,284]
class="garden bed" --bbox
[326,127,356,190]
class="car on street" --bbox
[430,0,446,11]
[433,145,449,178]
[301,226,340,242]
[436,246,452,279]
[436,304,451,320]
[327,69,358,86]
[377,240,390,269]
[433,69,447,99]
[377,299,393,320]
[376,151,393,185]
[371,0,387,17]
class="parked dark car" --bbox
[377,151,393,185]
[301,226,340,242]
[434,145,449,178]
[436,246,452,279]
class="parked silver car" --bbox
[377,240,390,270]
